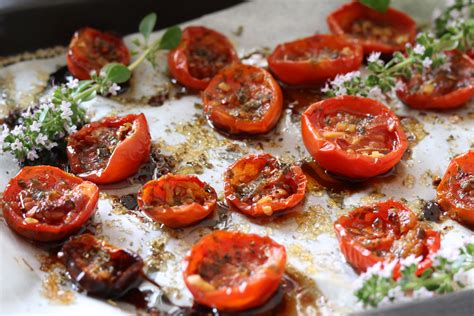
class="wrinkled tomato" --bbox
[67,27,130,80]
[224,153,306,217]
[1,166,99,242]
[168,26,239,90]
[396,51,474,110]
[301,96,408,179]
[59,233,143,298]
[268,34,363,85]
[327,2,416,55]
[67,114,151,184]
[437,150,474,226]
[137,174,217,228]
[334,200,440,274]
[203,64,283,135]
[183,230,286,311]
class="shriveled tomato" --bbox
[183,230,286,311]
[334,200,440,274]
[67,113,151,184]
[437,150,474,226]
[137,174,217,228]
[1,166,98,242]
[301,96,408,179]
[59,233,143,298]
[268,34,363,85]
[67,27,130,80]
[203,64,283,135]
[224,153,306,217]
[396,51,474,110]
[168,26,239,90]
[327,2,416,55]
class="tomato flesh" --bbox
[349,19,409,47]
[1,166,99,242]
[183,230,286,311]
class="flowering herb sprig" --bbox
[0,13,181,162]
[355,240,474,308]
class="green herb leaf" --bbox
[139,12,157,43]
[101,63,132,83]
[359,0,390,13]
[159,26,182,50]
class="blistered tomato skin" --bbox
[1,166,99,242]
[67,27,130,80]
[224,153,307,217]
[327,2,416,55]
[67,114,151,184]
[334,200,440,274]
[183,230,286,312]
[203,64,283,135]
[268,34,363,85]
[137,174,218,228]
[301,95,408,179]
[397,51,474,110]
[59,234,144,298]
[168,26,239,90]
[437,150,474,226]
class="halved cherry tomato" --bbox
[67,27,130,80]
[203,64,283,135]
[327,2,416,55]
[1,166,98,242]
[334,200,440,274]
[396,51,474,110]
[168,26,239,90]
[183,230,286,312]
[59,233,143,298]
[67,113,151,184]
[437,150,474,226]
[301,96,408,179]
[137,174,217,228]
[224,153,306,217]
[268,34,363,85]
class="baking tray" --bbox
[0,0,473,315]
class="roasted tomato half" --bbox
[67,27,130,80]
[224,153,306,217]
[59,234,143,298]
[137,174,217,228]
[334,200,441,274]
[183,230,286,311]
[168,26,239,90]
[268,34,363,85]
[1,166,99,242]
[301,96,408,179]
[437,150,474,226]
[203,64,283,135]
[327,2,416,55]
[67,114,151,184]
[396,51,474,110]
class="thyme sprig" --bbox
[1,13,181,162]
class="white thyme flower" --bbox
[368,86,385,100]
[35,133,48,146]
[108,83,121,96]
[30,120,42,132]
[10,139,24,151]
[64,123,78,135]
[60,100,73,121]
[66,78,79,89]
[413,44,426,55]
[432,8,442,20]
[395,80,406,91]
[321,83,330,93]
[26,149,39,161]
[412,287,434,300]
[367,52,382,64]
[45,141,58,150]
[422,57,433,68]
[450,9,461,19]
[400,255,422,267]
[11,125,24,136]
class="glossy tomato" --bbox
[67,27,130,80]
[137,174,217,227]
[1,166,99,242]
[168,26,239,90]
[224,153,306,217]
[301,95,408,179]
[396,51,474,110]
[203,64,283,135]
[268,34,363,85]
[437,150,474,226]
[59,233,143,298]
[334,200,440,274]
[183,230,286,311]
[327,2,416,55]
[67,113,151,184]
